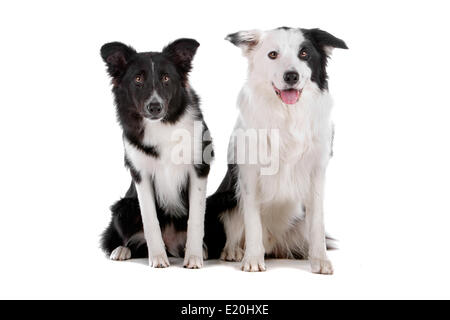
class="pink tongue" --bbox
[280,89,299,104]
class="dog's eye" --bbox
[135,75,143,83]
[268,51,278,60]
[299,49,309,60]
[162,75,170,82]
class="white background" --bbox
[0,0,449,299]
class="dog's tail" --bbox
[203,192,234,259]
[203,165,239,258]
[206,190,237,217]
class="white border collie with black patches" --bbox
[209,27,347,273]
[100,39,224,269]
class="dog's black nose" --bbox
[283,71,299,85]
[147,103,163,117]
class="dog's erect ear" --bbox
[225,30,262,55]
[301,28,348,55]
[100,42,137,82]
[162,38,200,77]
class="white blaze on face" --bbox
[147,90,164,105]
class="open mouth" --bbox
[272,83,302,105]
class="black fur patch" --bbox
[202,164,238,258]
[194,164,210,178]
[300,28,348,91]
[100,42,137,84]
[194,121,214,178]
[302,28,348,51]
[160,85,190,125]
[162,38,199,84]
[206,164,239,216]
[124,132,159,158]
[226,32,244,46]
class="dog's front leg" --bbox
[306,168,333,274]
[184,171,207,269]
[240,166,266,272]
[135,179,169,268]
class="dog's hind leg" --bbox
[101,218,125,259]
[220,208,245,262]
[101,188,146,261]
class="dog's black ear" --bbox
[225,30,262,55]
[100,42,137,83]
[162,38,200,78]
[301,28,348,54]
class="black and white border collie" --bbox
[209,27,347,273]
[100,39,224,268]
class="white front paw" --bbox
[310,258,333,275]
[241,254,266,272]
[183,255,203,269]
[110,246,131,261]
[220,245,244,262]
[184,244,204,269]
[149,252,170,268]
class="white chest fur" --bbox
[123,112,200,217]
[236,85,333,205]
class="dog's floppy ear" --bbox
[225,30,262,55]
[162,38,200,79]
[100,42,137,83]
[301,28,348,55]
